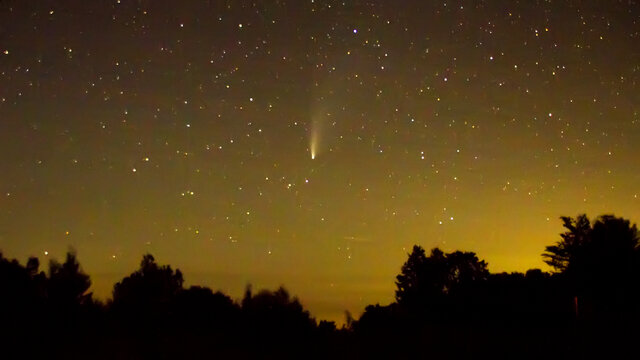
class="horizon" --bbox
[0,214,614,325]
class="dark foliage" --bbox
[1,213,640,358]
[543,214,640,319]
[48,250,92,308]
[395,246,489,317]
[111,253,184,320]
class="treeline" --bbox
[2,213,640,359]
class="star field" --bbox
[1,0,639,323]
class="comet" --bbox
[309,119,320,160]
[310,135,317,160]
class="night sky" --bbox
[1,0,639,323]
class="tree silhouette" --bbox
[395,246,488,312]
[445,250,490,293]
[239,285,318,357]
[4,211,640,359]
[241,285,315,330]
[395,245,430,306]
[112,254,183,312]
[542,214,592,272]
[47,251,92,308]
[0,252,43,315]
[174,285,239,330]
[542,214,640,319]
